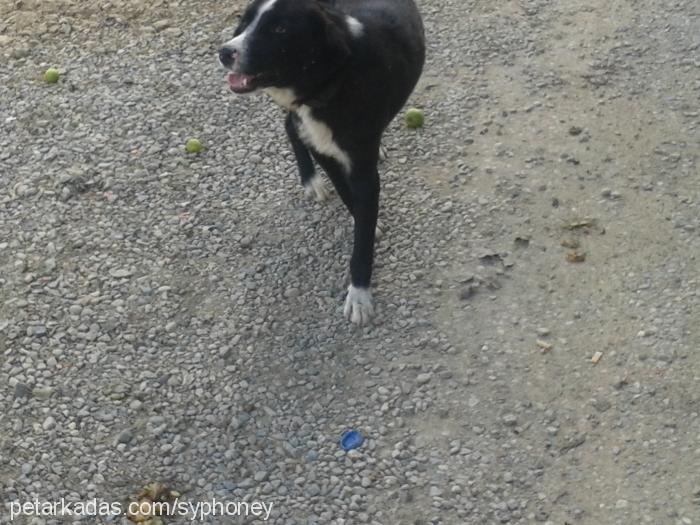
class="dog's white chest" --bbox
[262,89,352,174]
[263,87,297,110]
[296,105,352,174]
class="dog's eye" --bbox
[273,25,286,34]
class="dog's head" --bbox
[218,0,351,95]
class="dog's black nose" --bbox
[218,47,236,67]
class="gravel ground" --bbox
[1,0,699,524]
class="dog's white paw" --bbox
[379,144,389,163]
[304,174,330,202]
[343,285,374,325]
[375,220,384,240]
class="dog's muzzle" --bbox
[218,46,238,69]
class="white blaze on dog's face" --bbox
[217,0,353,96]
[221,0,278,85]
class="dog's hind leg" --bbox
[285,113,329,202]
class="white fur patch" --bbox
[263,87,298,110]
[304,173,330,202]
[375,220,384,240]
[346,16,364,37]
[224,0,278,60]
[296,105,352,174]
[378,143,388,162]
[344,285,374,325]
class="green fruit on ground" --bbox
[44,68,60,83]
[185,138,203,153]
[405,107,424,129]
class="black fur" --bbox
[219,0,425,323]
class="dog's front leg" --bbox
[344,167,380,325]
[284,113,329,202]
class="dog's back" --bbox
[336,0,425,127]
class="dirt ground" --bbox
[1,0,699,524]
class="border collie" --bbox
[218,0,425,325]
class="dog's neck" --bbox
[294,61,348,109]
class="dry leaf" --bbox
[564,218,596,230]
[127,500,153,523]
[536,340,553,353]
[566,251,586,263]
[128,482,180,523]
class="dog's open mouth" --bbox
[227,72,259,94]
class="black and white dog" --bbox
[218,0,425,324]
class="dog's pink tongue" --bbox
[228,72,253,91]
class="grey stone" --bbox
[14,382,32,398]
[416,373,432,385]
[116,430,133,444]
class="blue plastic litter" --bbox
[340,430,364,451]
